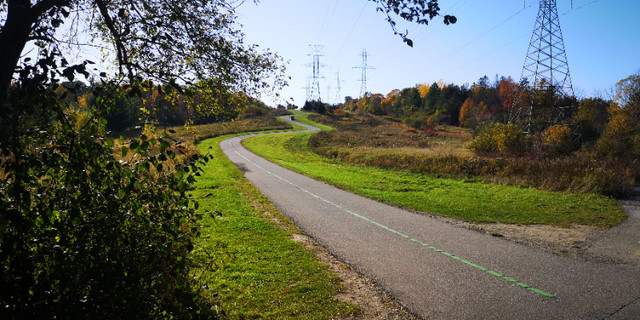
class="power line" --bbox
[377,0,473,68]
[317,0,339,43]
[560,0,602,15]
[436,0,599,82]
[459,32,530,70]
[430,3,533,69]
[334,2,369,60]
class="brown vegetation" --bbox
[114,114,292,165]
[312,73,640,198]
[308,114,638,197]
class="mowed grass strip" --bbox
[293,113,335,131]
[242,119,625,228]
[190,135,358,319]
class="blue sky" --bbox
[236,0,640,107]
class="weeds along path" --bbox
[220,116,640,319]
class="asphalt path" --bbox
[219,117,640,319]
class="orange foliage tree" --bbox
[459,98,476,127]
[498,77,518,113]
[541,125,575,156]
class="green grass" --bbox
[190,134,358,319]
[242,117,626,228]
[294,114,335,131]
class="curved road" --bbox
[220,117,640,319]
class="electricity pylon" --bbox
[510,0,574,132]
[353,48,374,97]
[335,71,344,104]
[306,45,325,102]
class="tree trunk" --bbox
[0,0,37,105]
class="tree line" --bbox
[52,81,272,132]
[310,74,640,160]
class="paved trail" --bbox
[220,118,640,319]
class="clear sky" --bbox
[236,0,640,107]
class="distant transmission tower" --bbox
[353,48,375,97]
[304,78,311,102]
[335,71,344,104]
[510,0,574,132]
[306,45,325,102]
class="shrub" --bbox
[468,129,496,154]
[401,112,427,130]
[541,125,575,156]
[1,92,213,318]
[426,111,442,129]
[469,123,529,156]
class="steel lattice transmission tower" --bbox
[306,45,325,102]
[335,71,344,104]
[354,48,375,97]
[510,0,574,132]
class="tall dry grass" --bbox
[308,114,638,197]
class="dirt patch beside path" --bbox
[435,202,640,266]
[440,218,602,261]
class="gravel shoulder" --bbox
[437,201,640,266]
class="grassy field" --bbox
[304,114,637,197]
[243,116,626,228]
[189,131,358,319]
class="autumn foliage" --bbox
[314,72,640,197]
[468,123,529,156]
[541,125,575,156]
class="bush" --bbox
[469,123,529,156]
[402,112,428,130]
[541,125,575,156]
[1,93,213,318]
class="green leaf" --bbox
[159,140,170,153]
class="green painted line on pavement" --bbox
[317,196,556,299]
[233,143,556,299]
